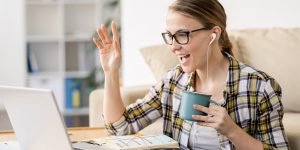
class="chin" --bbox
[181,65,195,73]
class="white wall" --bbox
[121,0,300,87]
[0,0,26,87]
[221,0,300,29]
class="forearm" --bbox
[227,125,263,150]
[103,71,125,123]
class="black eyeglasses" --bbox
[161,27,210,45]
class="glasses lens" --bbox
[174,32,188,44]
[162,33,173,45]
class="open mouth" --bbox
[180,54,190,63]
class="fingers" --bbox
[192,105,224,124]
[193,104,217,116]
[101,24,112,44]
[94,23,112,47]
[93,37,103,50]
[96,26,106,44]
[111,21,121,53]
[192,115,215,123]
[94,21,121,57]
[197,122,217,128]
[112,21,119,42]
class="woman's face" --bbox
[165,10,212,73]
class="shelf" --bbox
[27,72,64,79]
[65,71,91,78]
[24,0,105,119]
[65,41,95,73]
[64,107,89,116]
[26,0,61,5]
[65,33,92,42]
[27,42,61,72]
[27,35,62,42]
[64,0,96,5]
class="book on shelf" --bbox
[27,45,39,73]
[65,78,81,109]
[73,134,179,150]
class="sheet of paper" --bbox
[0,141,21,150]
[92,134,178,149]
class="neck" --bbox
[195,46,229,90]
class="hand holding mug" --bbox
[192,104,238,137]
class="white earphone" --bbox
[209,33,216,46]
[205,32,216,83]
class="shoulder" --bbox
[226,52,275,83]
[236,60,281,95]
[239,62,272,81]
[226,53,281,96]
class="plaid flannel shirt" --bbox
[104,53,289,149]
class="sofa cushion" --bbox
[140,44,178,81]
[282,112,300,149]
[89,85,150,127]
[233,28,300,112]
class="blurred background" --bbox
[1,0,300,130]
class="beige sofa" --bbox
[90,28,300,149]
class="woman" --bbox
[93,0,289,149]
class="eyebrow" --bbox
[165,29,190,34]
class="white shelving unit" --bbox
[25,0,102,115]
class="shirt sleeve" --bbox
[257,78,290,149]
[104,80,164,136]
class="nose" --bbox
[170,38,181,53]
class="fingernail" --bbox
[192,115,195,118]
[193,105,197,108]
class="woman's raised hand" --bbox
[93,21,121,74]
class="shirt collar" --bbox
[224,52,240,97]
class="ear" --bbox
[211,26,222,41]
[209,33,216,45]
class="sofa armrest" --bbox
[89,85,151,127]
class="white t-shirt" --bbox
[188,99,225,150]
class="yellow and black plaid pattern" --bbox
[104,53,289,149]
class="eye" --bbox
[176,32,187,37]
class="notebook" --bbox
[84,134,180,149]
[0,86,97,150]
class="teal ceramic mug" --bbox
[179,91,211,121]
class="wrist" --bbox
[226,123,242,140]
[104,71,119,77]
[225,123,264,150]
[104,71,120,87]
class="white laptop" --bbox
[0,86,100,150]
